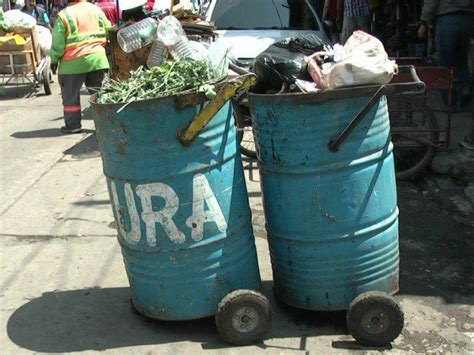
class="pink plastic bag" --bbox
[307,31,397,90]
[306,52,329,90]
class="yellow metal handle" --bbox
[178,74,257,146]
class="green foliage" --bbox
[97,58,218,104]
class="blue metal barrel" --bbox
[92,94,261,320]
[248,88,399,311]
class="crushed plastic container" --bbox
[117,17,158,53]
[157,15,194,59]
[146,40,166,67]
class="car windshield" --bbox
[209,0,320,31]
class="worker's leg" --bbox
[435,15,458,105]
[451,14,473,103]
[356,15,371,34]
[434,13,474,106]
[85,69,107,95]
[58,73,86,129]
[341,15,357,44]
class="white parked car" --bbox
[205,0,329,157]
[206,0,328,66]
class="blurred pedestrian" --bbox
[21,0,51,29]
[95,0,117,25]
[340,0,370,43]
[323,0,341,43]
[50,0,111,133]
[418,0,473,108]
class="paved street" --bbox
[1,82,473,354]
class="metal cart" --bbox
[0,27,51,95]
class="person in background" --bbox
[21,0,51,29]
[322,0,341,43]
[418,0,473,108]
[50,0,111,134]
[35,0,46,10]
[145,0,154,11]
[95,0,117,25]
[339,0,370,43]
[49,0,67,25]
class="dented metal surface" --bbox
[91,96,261,320]
[248,91,400,311]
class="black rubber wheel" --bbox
[232,98,257,159]
[42,65,52,95]
[346,291,404,347]
[388,95,439,180]
[215,289,272,345]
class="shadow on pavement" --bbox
[7,281,353,353]
[331,340,392,351]
[63,133,100,159]
[11,128,94,139]
[82,106,93,120]
[0,86,32,100]
[396,181,474,304]
[73,199,111,206]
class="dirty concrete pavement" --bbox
[0,83,473,354]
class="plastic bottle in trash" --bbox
[117,18,158,53]
[147,40,166,68]
[157,16,194,59]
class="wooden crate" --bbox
[0,26,41,68]
[0,36,34,74]
[108,27,151,81]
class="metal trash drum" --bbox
[247,66,424,346]
[91,77,271,345]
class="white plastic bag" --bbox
[321,31,397,89]
[4,9,36,32]
[206,39,234,78]
[36,25,52,55]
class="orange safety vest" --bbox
[58,2,107,61]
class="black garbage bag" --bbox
[252,34,325,94]
[274,34,325,55]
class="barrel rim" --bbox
[248,84,384,105]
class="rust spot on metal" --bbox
[119,122,127,134]
[324,212,338,223]
[389,271,400,294]
[174,92,207,110]
[325,292,332,308]
[118,140,127,155]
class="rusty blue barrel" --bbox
[91,93,261,321]
[248,88,399,311]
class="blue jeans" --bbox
[435,13,473,104]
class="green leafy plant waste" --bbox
[97,58,218,104]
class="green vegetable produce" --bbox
[97,58,220,104]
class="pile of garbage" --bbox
[98,15,229,104]
[253,31,398,94]
[0,9,52,54]
[98,58,217,104]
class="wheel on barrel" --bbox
[346,291,404,347]
[216,289,272,345]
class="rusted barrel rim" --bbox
[248,84,385,105]
[90,76,228,111]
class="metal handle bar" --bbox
[328,65,425,152]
